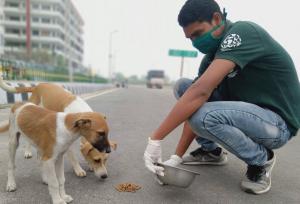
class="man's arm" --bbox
[193,54,212,83]
[151,59,235,141]
[175,122,196,157]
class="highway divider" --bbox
[0,81,113,105]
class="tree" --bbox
[55,55,67,68]
[128,75,146,84]
[31,49,52,64]
[114,72,126,82]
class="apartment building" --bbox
[0,0,4,56]
[0,0,84,73]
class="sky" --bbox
[72,0,300,81]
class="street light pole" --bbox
[108,30,118,82]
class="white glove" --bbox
[163,155,183,167]
[144,137,165,176]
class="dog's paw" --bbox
[42,178,48,185]
[74,168,86,177]
[6,182,17,192]
[53,199,67,204]
[62,195,73,203]
[24,151,33,159]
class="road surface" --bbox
[0,86,299,203]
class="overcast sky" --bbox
[72,0,300,81]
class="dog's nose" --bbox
[101,175,108,179]
[106,146,111,153]
[93,142,108,153]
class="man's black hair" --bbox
[178,0,223,27]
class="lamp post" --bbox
[108,30,118,82]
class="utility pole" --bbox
[25,0,31,59]
[65,0,73,82]
[108,30,118,82]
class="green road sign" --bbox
[168,49,198,78]
[168,49,198,58]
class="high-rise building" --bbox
[0,0,84,73]
[0,0,4,56]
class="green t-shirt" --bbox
[194,54,230,101]
[202,20,300,136]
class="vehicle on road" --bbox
[115,80,128,88]
[146,70,165,89]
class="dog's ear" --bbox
[74,119,91,129]
[109,140,117,151]
[80,142,93,156]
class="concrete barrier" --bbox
[0,81,113,105]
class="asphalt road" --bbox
[0,86,299,204]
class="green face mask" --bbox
[192,21,225,54]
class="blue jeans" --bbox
[173,78,291,166]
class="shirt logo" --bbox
[227,68,238,78]
[220,34,242,51]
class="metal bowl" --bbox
[156,163,200,188]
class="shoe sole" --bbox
[241,155,276,195]
[182,157,228,166]
[243,185,271,195]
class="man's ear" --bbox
[74,119,91,129]
[109,140,117,151]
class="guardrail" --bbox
[0,81,113,105]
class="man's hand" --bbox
[154,155,183,186]
[143,138,164,176]
[163,155,183,167]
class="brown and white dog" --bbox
[1,102,110,204]
[80,137,117,178]
[0,77,116,179]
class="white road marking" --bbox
[82,88,118,101]
[0,120,8,126]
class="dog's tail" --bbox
[0,75,34,93]
[0,121,9,133]
[15,86,35,93]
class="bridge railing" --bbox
[0,58,107,83]
[0,59,114,106]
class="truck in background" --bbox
[146,70,165,89]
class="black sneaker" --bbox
[182,147,228,165]
[241,150,276,194]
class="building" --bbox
[0,0,85,74]
[0,0,4,56]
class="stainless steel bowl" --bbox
[156,163,200,188]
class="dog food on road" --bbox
[115,183,141,193]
